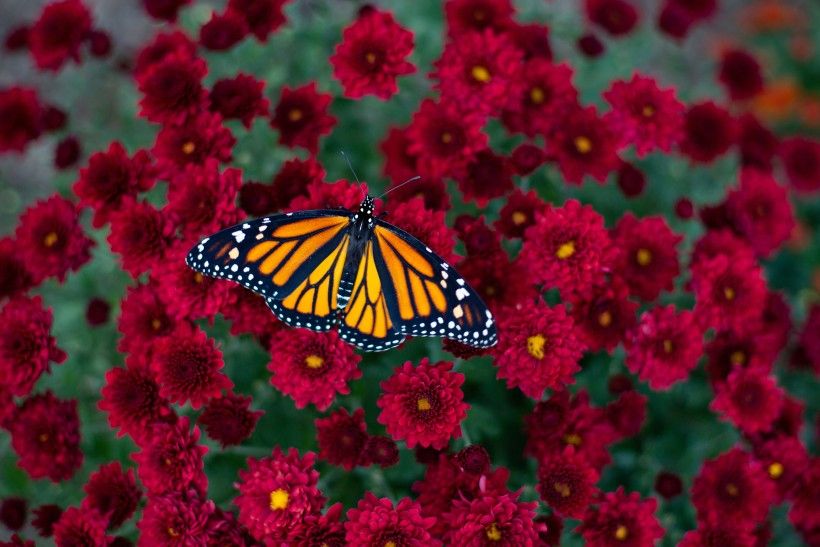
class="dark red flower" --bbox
[137,52,207,125]
[131,417,208,496]
[285,178,363,212]
[15,195,93,283]
[492,300,585,399]
[219,286,283,343]
[654,471,683,499]
[133,31,197,77]
[444,491,539,545]
[82,462,141,530]
[494,188,546,239]
[152,111,235,175]
[678,518,757,547]
[691,253,767,333]
[385,196,459,265]
[611,213,682,301]
[270,83,336,154]
[572,276,638,352]
[227,0,288,41]
[616,161,646,197]
[537,446,599,519]
[108,200,175,277]
[675,198,694,219]
[28,0,91,71]
[141,0,191,22]
[725,169,795,257]
[520,199,615,298]
[330,9,416,100]
[235,447,325,541]
[384,176,451,213]
[501,60,577,137]
[42,105,67,132]
[0,498,26,531]
[32,505,62,537]
[0,87,43,153]
[406,99,488,180]
[739,113,778,171]
[165,161,243,239]
[604,73,685,156]
[704,327,777,386]
[380,126,422,186]
[690,229,756,268]
[52,508,110,547]
[209,73,269,128]
[779,137,820,193]
[788,458,820,535]
[54,135,81,169]
[719,48,764,102]
[377,359,468,449]
[578,487,664,547]
[585,0,639,36]
[267,329,362,411]
[150,324,232,409]
[87,29,111,57]
[444,0,514,37]
[691,447,775,525]
[199,10,248,51]
[137,489,215,545]
[198,392,263,447]
[4,26,29,51]
[458,253,536,311]
[286,502,346,546]
[454,445,491,475]
[116,282,177,356]
[625,305,704,390]
[507,22,552,60]
[605,389,647,439]
[753,436,809,502]
[711,369,783,434]
[510,142,547,175]
[535,514,563,546]
[345,493,438,546]
[361,436,400,468]
[454,148,514,206]
[578,33,605,57]
[315,407,369,470]
[549,105,621,184]
[679,101,737,163]
[799,304,820,374]
[0,238,33,299]
[10,391,82,482]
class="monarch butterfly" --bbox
[186,188,497,351]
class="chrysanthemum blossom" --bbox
[137,52,208,124]
[501,60,577,137]
[107,199,175,278]
[691,253,767,333]
[578,487,664,547]
[82,462,141,530]
[270,82,336,154]
[0,87,43,153]
[753,436,810,502]
[52,508,111,547]
[779,136,820,193]
[315,408,369,470]
[137,489,216,546]
[710,369,783,434]
[571,276,638,352]
[549,105,621,184]
[152,111,235,175]
[495,188,547,239]
[27,0,91,71]
[131,417,208,496]
[209,73,270,128]
[344,493,439,546]
[227,0,288,41]
[679,101,737,163]
[537,446,599,519]
[444,491,539,546]
[198,392,263,447]
[0,238,33,299]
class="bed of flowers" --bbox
[1,0,819,545]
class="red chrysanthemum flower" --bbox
[691,447,775,525]
[738,113,778,171]
[654,471,683,500]
[718,48,764,102]
[494,188,547,239]
[0,296,66,397]
[285,178,364,212]
[137,489,216,546]
[199,10,248,51]
[54,137,81,168]
[691,253,767,333]
[704,327,777,385]
[605,390,648,439]
[150,324,232,409]
[779,136,820,193]
[361,436,400,468]
[625,305,704,390]
[382,196,459,265]
[287,502,346,546]
[32,504,62,538]
[501,60,577,138]
[0,238,33,299]
[384,176,451,213]
[507,22,552,60]
[611,213,682,301]
[235,447,325,541]
[270,83,336,154]
[458,254,537,311]
[0,498,26,532]
[152,111,235,176]
[444,0,515,37]
[443,490,539,546]
[198,391,262,447]
[690,229,756,268]
[380,125,422,185]
[753,436,810,502]
[377,359,468,450]
[15,195,93,283]
[603,73,685,157]
[789,457,820,535]
[330,9,415,100]
[577,487,664,547]
[315,407,369,470]
[549,105,621,184]
[679,101,737,163]
[725,169,795,258]
[433,30,522,116]
[537,446,600,519]
[406,99,488,180]
[510,142,547,175]
[209,73,269,128]
[0,87,43,153]
[492,300,585,399]
[267,329,362,411]
[227,0,288,41]
[10,391,82,482]
[27,0,91,71]
[711,369,783,434]
[108,200,175,278]
[585,0,639,36]
[345,493,439,547]
[219,286,283,344]
[82,462,141,530]
[519,199,615,298]
[571,276,638,352]
[678,518,757,547]
[799,304,820,374]
[133,31,197,77]
[455,148,515,207]
[141,0,192,22]
[116,282,177,356]
[137,52,207,125]
[131,417,208,496]
[52,508,110,547]
[165,161,243,239]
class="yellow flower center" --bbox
[473,9,486,21]
[167,527,179,538]
[553,482,571,497]
[365,52,377,64]
[574,135,592,154]
[527,334,546,359]
[485,285,497,296]
[385,542,397,547]
[662,339,673,354]
[723,286,736,301]
[598,310,613,327]
[530,86,545,104]
[511,211,527,225]
[43,231,59,248]
[615,525,629,540]
[193,272,205,284]
[151,318,162,331]
[564,432,582,446]
[181,141,196,155]
[417,397,431,411]
[486,523,502,541]
[642,105,656,117]
[441,131,453,144]
[725,483,739,496]
[636,248,652,266]
[269,488,290,510]
[768,462,784,479]
[471,65,492,83]
[304,355,324,369]
[288,108,303,122]
[38,433,48,443]
[730,351,746,365]
[556,240,576,259]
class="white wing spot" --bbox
[228,247,239,260]
[232,230,245,243]
[455,287,469,301]
[453,305,464,319]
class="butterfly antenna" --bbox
[339,150,360,184]
[375,175,421,200]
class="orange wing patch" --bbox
[343,241,392,338]
[280,236,349,317]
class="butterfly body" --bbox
[186,193,497,352]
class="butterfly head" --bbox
[358,194,376,217]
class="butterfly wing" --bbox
[370,220,498,348]
[186,211,351,331]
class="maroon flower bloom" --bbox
[510,142,548,175]
[220,286,283,343]
[287,502,346,546]
[494,188,546,239]
[654,471,683,499]
[28,0,91,71]
[380,126,422,185]
[131,417,208,496]
[753,436,810,502]
[616,161,646,197]
[0,498,26,531]
[738,113,778,170]
[137,52,207,125]
[571,276,638,352]
[704,327,777,386]
[711,369,783,434]
[32,504,62,537]
[285,178,363,212]
[444,0,514,36]
[625,305,704,390]
[330,9,416,100]
[779,137,820,193]
[549,105,621,184]
[235,447,325,541]
[141,0,192,22]
[133,31,197,77]
[384,176,451,213]
[386,196,459,265]
[10,391,82,482]
[42,105,67,132]
[444,491,539,545]
[585,0,639,36]
[725,169,795,257]
[678,518,757,547]
[165,161,243,239]
[137,489,215,545]
[0,296,66,396]
[361,436,400,468]
[82,462,141,530]
[0,238,33,299]
[198,392,262,447]
[116,282,177,356]
[52,508,110,547]
[0,87,42,153]
[209,74,269,128]
[458,253,536,311]
[270,83,336,154]
[152,111,235,175]
[85,297,110,326]
[605,389,648,439]
[679,101,737,163]
[578,487,664,546]
[507,22,552,60]
[54,135,81,169]
[788,458,820,535]
[799,304,820,374]
[108,200,175,278]
[15,195,93,283]
[691,253,767,333]
[227,0,288,41]
[537,446,600,519]
[455,148,515,206]
[4,26,29,51]
[87,30,111,57]
[718,48,764,102]
[315,408,369,470]
[377,359,468,449]
[345,493,438,547]
[578,33,605,57]
[199,10,248,51]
